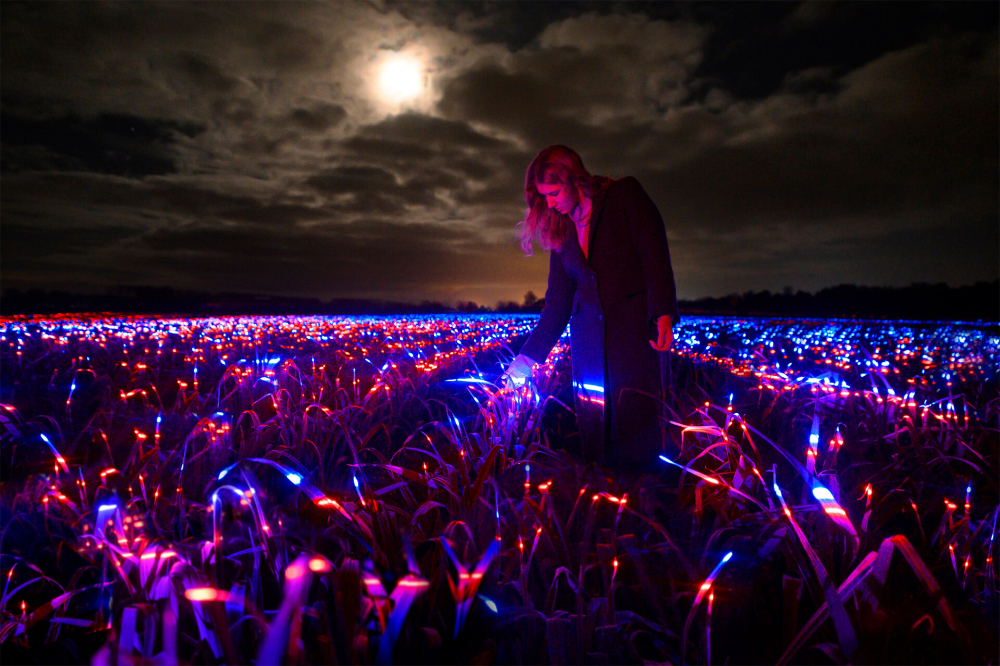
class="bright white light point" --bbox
[812,487,835,502]
[286,472,302,486]
[378,55,423,101]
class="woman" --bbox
[503,145,679,470]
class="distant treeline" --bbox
[1,281,996,321]
[0,286,458,317]
[679,281,998,322]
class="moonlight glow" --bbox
[377,54,424,102]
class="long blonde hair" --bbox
[517,145,604,255]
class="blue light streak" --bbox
[812,486,835,502]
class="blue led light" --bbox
[812,487,835,502]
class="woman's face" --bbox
[535,181,578,215]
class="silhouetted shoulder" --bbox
[607,175,646,199]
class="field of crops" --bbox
[0,313,997,665]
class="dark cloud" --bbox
[779,67,840,99]
[439,65,569,136]
[157,51,244,95]
[307,166,398,194]
[1,112,204,177]
[651,33,999,228]
[211,98,258,126]
[357,112,509,152]
[117,216,518,300]
[1,1,996,304]
[1,222,139,261]
[304,163,466,215]
[287,103,348,131]
[335,113,528,211]
[1,172,316,228]
[692,1,999,100]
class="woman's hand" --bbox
[500,353,536,387]
[649,315,673,351]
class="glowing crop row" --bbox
[669,316,998,395]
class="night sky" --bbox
[2,1,997,307]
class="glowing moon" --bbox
[377,54,424,102]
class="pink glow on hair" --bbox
[518,145,606,254]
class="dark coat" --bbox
[520,176,679,466]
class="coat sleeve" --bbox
[622,177,680,325]
[519,248,576,364]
